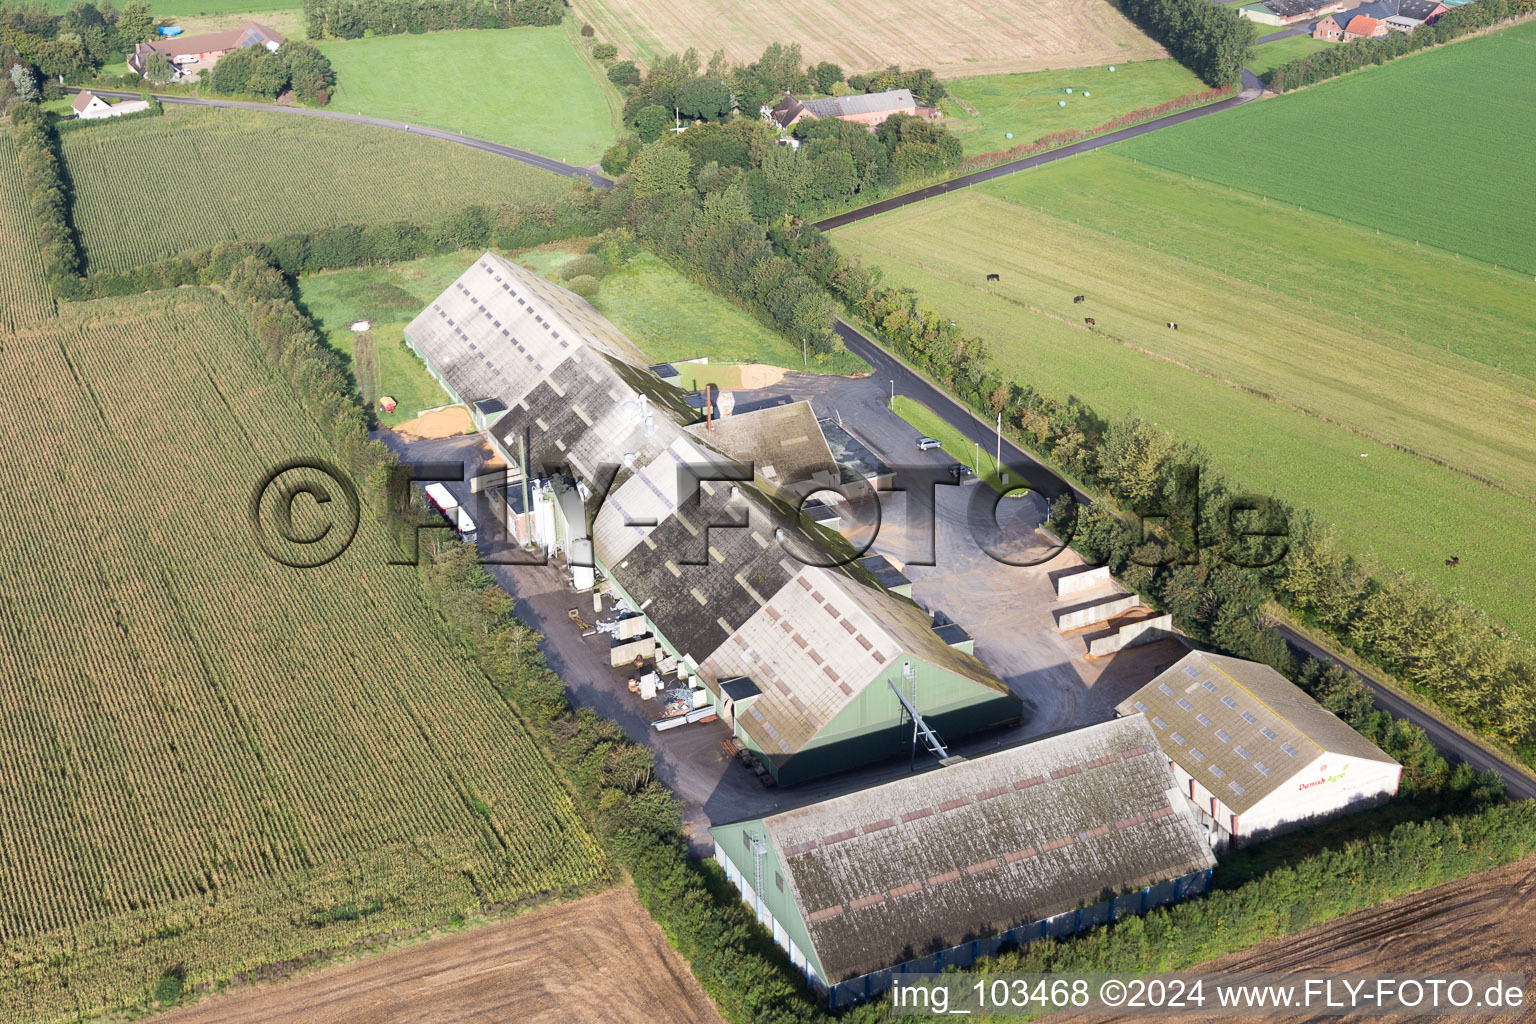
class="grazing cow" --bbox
[986,273,1000,282]
[1084,317,1096,326]
[1445,555,1459,567]
[1167,322,1178,330]
[1073,295,1085,304]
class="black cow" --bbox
[1073,295,1085,304]
[986,273,1001,282]
[1084,317,1096,326]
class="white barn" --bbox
[1118,651,1401,848]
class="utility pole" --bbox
[889,379,894,410]
[803,337,807,368]
[996,411,1002,476]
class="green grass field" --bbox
[1244,33,1334,76]
[59,105,573,274]
[1121,20,1536,272]
[892,396,1020,493]
[0,286,607,1022]
[940,60,1210,156]
[319,26,617,164]
[832,151,1536,632]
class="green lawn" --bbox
[832,151,1536,632]
[515,248,869,376]
[891,396,1020,494]
[297,247,869,422]
[1244,34,1334,76]
[940,60,1211,156]
[1121,20,1536,272]
[319,26,616,164]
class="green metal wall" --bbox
[708,818,825,983]
[745,657,1022,786]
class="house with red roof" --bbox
[1343,12,1389,37]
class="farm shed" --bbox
[1239,0,1344,25]
[403,255,1020,785]
[683,400,839,498]
[710,716,1216,1007]
[1118,651,1401,849]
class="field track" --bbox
[68,89,610,185]
[149,887,723,1024]
[570,0,1166,76]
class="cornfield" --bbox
[0,288,607,1022]
[59,107,574,276]
[0,137,55,327]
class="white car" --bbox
[916,437,942,451]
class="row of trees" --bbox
[1114,0,1252,86]
[204,40,336,103]
[1269,0,1535,91]
[8,103,81,297]
[1,1,157,80]
[784,222,1536,751]
[301,0,564,38]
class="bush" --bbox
[607,60,640,89]
[591,42,617,62]
[559,253,607,281]
[580,22,594,36]
[565,273,599,298]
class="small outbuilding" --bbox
[71,91,151,120]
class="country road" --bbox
[66,88,614,187]
[830,317,1536,801]
[812,70,1264,231]
[72,76,1536,801]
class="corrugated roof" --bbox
[1117,651,1397,814]
[748,716,1214,982]
[686,401,837,495]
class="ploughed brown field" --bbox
[1075,856,1536,1024]
[151,888,724,1024]
[569,0,1166,77]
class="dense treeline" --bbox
[785,223,1536,752]
[608,43,946,127]
[8,102,81,298]
[1114,0,1252,86]
[0,0,154,80]
[204,41,336,102]
[1269,0,1534,91]
[302,0,564,38]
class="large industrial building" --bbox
[403,254,1022,784]
[710,716,1217,1007]
[1118,651,1401,847]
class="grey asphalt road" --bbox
[823,316,1536,801]
[64,88,613,187]
[812,70,1264,231]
